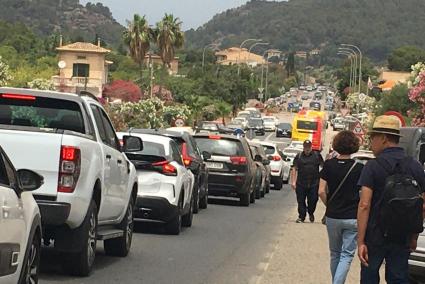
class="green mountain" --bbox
[185,0,425,61]
[0,0,124,47]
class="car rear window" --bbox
[263,118,275,122]
[249,119,264,126]
[278,123,291,129]
[262,145,275,155]
[195,138,244,157]
[125,141,166,163]
[200,123,218,130]
[297,120,318,131]
[0,95,85,133]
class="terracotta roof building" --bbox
[215,47,266,67]
[52,40,112,97]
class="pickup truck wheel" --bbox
[182,195,194,227]
[104,196,134,257]
[239,192,250,207]
[18,231,40,284]
[63,200,97,276]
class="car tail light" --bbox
[272,155,281,161]
[208,135,221,140]
[152,161,177,176]
[230,156,247,165]
[1,93,36,101]
[181,143,193,167]
[58,146,81,193]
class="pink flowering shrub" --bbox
[408,63,425,126]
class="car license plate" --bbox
[206,162,223,169]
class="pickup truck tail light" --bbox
[58,146,81,193]
[152,161,177,176]
[230,156,247,165]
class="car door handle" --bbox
[117,159,122,164]
[106,154,112,160]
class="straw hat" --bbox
[369,115,402,137]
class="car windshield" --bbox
[200,123,218,130]
[0,95,85,133]
[195,138,244,157]
[249,119,263,126]
[297,120,318,131]
[262,145,275,155]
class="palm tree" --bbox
[155,14,184,69]
[215,102,232,125]
[123,14,152,77]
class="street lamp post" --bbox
[247,42,269,67]
[202,43,218,72]
[262,49,280,102]
[238,38,261,75]
[339,47,358,92]
[337,52,354,94]
[341,44,363,93]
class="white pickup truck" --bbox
[0,88,143,276]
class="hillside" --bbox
[0,0,124,47]
[185,0,425,61]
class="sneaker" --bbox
[296,218,305,223]
[309,215,315,223]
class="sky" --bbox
[79,0,252,30]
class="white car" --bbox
[258,141,291,190]
[282,146,303,166]
[262,116,278,131]
[233,117,249,129]
[118,132,195,235]
[289,141,304,150]
[332,117,346,131]
[0,146,43,284]
[0,87,142,276]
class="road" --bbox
[39,93,332,284]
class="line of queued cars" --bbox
[0,88,292,282]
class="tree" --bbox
[376,84,414,115]
[123,14,152,73]
[0,56,12,86]
[27,78,54,90]
[388,46,425,71]
[408,62,425,126]
[155,14,184,68]
[103,80,142,102]
[285,52,295,77]
[214,101,232,124]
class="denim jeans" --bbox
[360,242,410,284]
[326,217,358,284]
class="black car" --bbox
[130,129,209,213]
[276,123,292,138]
[194,133,257,206]
[247,118,265,136]
[309,101,321,111]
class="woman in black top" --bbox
[319,131,364,284]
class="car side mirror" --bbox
[267,156,273,161]
[122,135,143,152]
[17,169,44,191]
[255,154,263,162]
[262,159,271,166]
[202,151,212,161]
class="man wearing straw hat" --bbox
[357,115,425,283]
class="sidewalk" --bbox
[259,201,361,284]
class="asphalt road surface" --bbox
[39,105,333,284]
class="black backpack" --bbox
[376,157,424,239]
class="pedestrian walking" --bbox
[357,115,425,283]
[318,131,364,284]
[291,139,324,223]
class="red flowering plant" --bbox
[408,62,425,126]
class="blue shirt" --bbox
[358,147,425,245]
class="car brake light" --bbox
[181,143,193,167]
[58,146,81,193]
[1,94,36,101]
[152,160,177,176]
[209,135,221,140]
[230,156,247,165]
[272,155,281,161]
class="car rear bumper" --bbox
[207,172,250,197]
[36,200,71,226]
[134,196,179,223]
